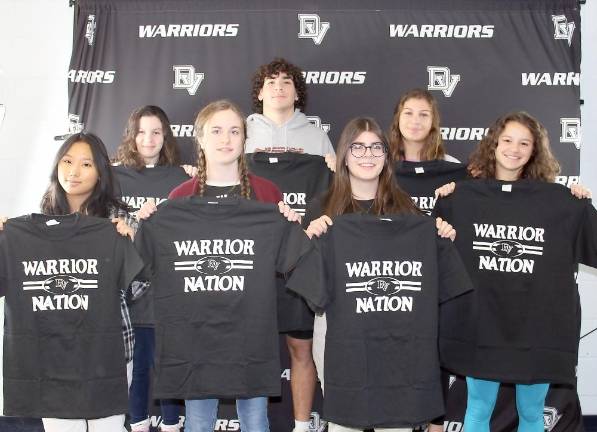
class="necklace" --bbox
[356,199,374,214]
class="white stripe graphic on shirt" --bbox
[472,241,543,256]
[345,280,421,292]
[22,278,98,291]
[174,260,254,270]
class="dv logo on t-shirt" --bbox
[172,239,255,292]
[21,258,99,311]
[344,260,422,314]
[472,223,544,273]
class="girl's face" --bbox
[346,131,386,183]
[398,97,433,144]
[58,141,99,202]
[494,121,534,181]
[200,109,244,167]
[135,115,164,165]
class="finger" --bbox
[321,215,333,226]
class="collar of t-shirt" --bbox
[395,159,466,177]
[26,213,83,240]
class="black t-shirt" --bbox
[287,213,473,429]
[433,179,597,385]
[113,164,189,326]
[113,165,189,210]
[247,152,332,218]
[247,152,332,331]
[134,197,312,399]
[395,160,467,214]
[0,213,144,419]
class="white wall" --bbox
[0,0,73,216]
[577,0,597,415]
[0,0,596,416]
[0,0,74,412]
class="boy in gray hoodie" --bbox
[247,58,335,160]
[247,58,333,432]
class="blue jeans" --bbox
[184,397,269,432]
[129,327,181,426]
[464,377,549,432]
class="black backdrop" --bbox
[62,0,585,431]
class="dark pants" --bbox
[129,327,181,426]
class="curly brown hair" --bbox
[389,88,445,161]
[323,117,420,217]
[251,58,307,113]
[193,100,251,199]
[468,111,560,182]
[115,105,179,170]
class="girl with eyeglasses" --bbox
[304,117,455,432]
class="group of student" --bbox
[0,57,594,432]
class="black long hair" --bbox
[40,132,129,217]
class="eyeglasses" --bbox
[349,142,387,158]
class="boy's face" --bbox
[258,72,297,112]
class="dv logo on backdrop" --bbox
[85,14,96,46]
[560,118,581,149]
[68,113,84,134]
[427,67,460,97]
[306,116,331,133]
[552,15,575,46]
[309,411,327,432]
[298,14,330,45]
[173,66,204,96]
[543,406,563,431]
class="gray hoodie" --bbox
[245,110,334,156]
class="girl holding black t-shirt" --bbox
[434,111,592,432]
[138,99,301,432]
[0,132,138,432]
[305,117,455,432]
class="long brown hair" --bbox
[194,100,251,199]
[115,105,179,170]
[323,117,420,217]
[468,111,560,182]
[389,88,445,161]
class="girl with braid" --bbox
[137,99,300,431]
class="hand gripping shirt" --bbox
[433,179,597,384]
[287,214,473,429]
[0,213,144,419]
[394,160,467,215]
[247,152,333,332]
[134,197,312,399]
